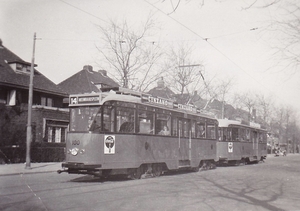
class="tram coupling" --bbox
[57,169,68,174]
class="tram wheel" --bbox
[191,165,200,172]
[240,158,246,166]
[128,166,144,179]
[153,164,163,177]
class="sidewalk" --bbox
[0,162,62,176]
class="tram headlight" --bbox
[70,147,79,156]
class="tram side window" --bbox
[218,128,227,141]
[183,119,189,137]
[232,127,239,141]
[178,119,183,137]
[191,121,196,138]
[207,123,216,139]
[172,117,178,136]
[138,110,154,134]
[177,119,189,137]
[252,131,258,142]
[196,121,206,138]
[117,107,135,133]
[240,128,246,141]
[156,113,171,136]
[263,133,267,143]
[246,129,250,142]
[259,132,265,143]
[227,128,232,141]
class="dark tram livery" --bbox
[58,88,218,178]
[217,119,267,165]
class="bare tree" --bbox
[214,78,235,118]
[164,43,205,103]
[233,91,256,121]
[255,93,274,126]
[242,0,300,74]
[96,16,164,91]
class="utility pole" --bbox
[25,33,36,169]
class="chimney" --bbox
[83,65,93,72]
[98,70,107,76]
[157,77,164,88]
[0,39,3,49]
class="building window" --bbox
[41,97,46,106]
[16,63,22,70]
[7,90,16,106]
[44,119,68,143]
[41,97,53,107]
[47,98,53,107]
[47,127,66,143]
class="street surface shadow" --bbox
[70,168,201,183]
[199,174,285,211]
[70,174,132,183]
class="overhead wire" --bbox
[58,0,274,97]
[144,0,274,94]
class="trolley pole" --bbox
[25,33,36,169]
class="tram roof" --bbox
[101,91,216,119]
[69,87,217,120]
[218,119,266,130]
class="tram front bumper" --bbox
[57,162,103,175]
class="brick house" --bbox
[0,40,69,163]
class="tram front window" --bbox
[70,107,98,132]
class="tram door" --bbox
[178,119,190,166]
[253,131,258,158]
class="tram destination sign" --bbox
[69,95,101,105]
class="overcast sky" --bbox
[1,0,299,113]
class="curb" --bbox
[0,170,58,177]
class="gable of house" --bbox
[0,43,67,97]
[58,65,119,94]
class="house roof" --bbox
[147,77,175,100]
[0,43,67,97]
[58,65,119,94]
[148,86,175,100]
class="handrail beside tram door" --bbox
[189,131,192,160]
[253,132,259,159]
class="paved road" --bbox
[1,155,299,211]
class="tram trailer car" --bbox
[217,119,267,165]
[58,88,218,179]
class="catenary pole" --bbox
[25,32,36,169]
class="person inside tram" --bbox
[90,121,108,132]
[89,120,101,131]
[198,126,205,138]
[159,125,170,136]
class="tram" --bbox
[58,87,218,178]
[217,119,267,165]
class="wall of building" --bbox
[0,104,69,163]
